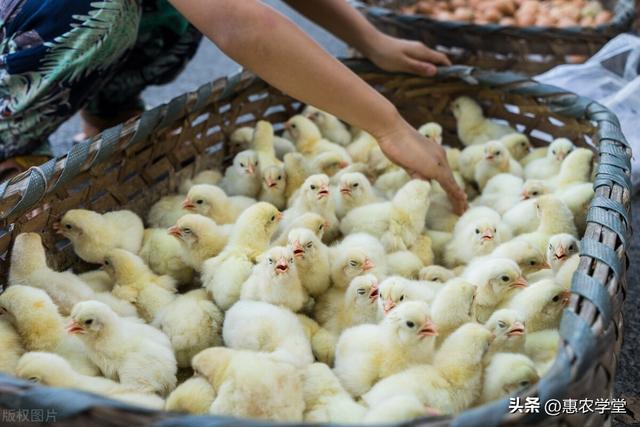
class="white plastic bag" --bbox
[536,34,639,191]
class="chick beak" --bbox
[53,222,63,235]
[275,211,283,222]
[418,320,438,338]
[510,276,528,289]
[521,191,530,200]
[246,163,255,176]
[554,247,568,261]
[66,320,85,335]
[485,153,495,160]
[340,185,351,196]
[265,178,277,188]
[338,161,349,169]
[481,230,494,241]
[182,199,196,210]
[284,122,292,131]
[362,258,375,272]
[383,298,396,314]
[317,185,330,199]
[167,225,182,238]
[507,321,525,337]
[541,260,551,269]
[368,284,379,303]
[292,240,305,258]
[275,257,289,275]
[556,153,566,162]
[560,290,571,306]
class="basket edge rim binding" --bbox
[0,60,632,427]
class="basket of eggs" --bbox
[352,0,636,74]
[0,60,631,427]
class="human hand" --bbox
[364,33,451,77]
[375,119,468,215]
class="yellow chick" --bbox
[547,147,594,189]
[182,184,255,225]
[474,141,523,190]
[347,130,378,164]
[471,173,524,215]
[480,352,539,404]
[230,126,296,159]
[77,270,114,293]
[516,195,577,254]
[148,194,189,229]
[554,182,594,234]
[0,319,24,374]
[219,150,261,198]
[329,233,387,289]
[302,362,367,423]
[386,250,424,279]
[282,174,339,243]
[8,232,137,317]
[458,133,529,182]
[341,179,432,252]
[192,347,305,421]
[334,300,438,397]
[362,323,495,414]
[259,164,287,210]
[178,169,223,195]
[524,138,575,179]
[463,258,528,322]
[252,120,282,169]
[334,172,378,220]
[286,115,351,160]
[0,286,99,375]
[486,239,549,276]
[223,300,314,367]
[500,133,532,161]
[16,352,164,409]
[525,329,560,376]
[68,300,177,395]
[430,279,476,341]
[502,179,552,235]
[363,395,433,423]
[304,105,352,146]
[241,246,307,312]
[168,213,231,271]
[288,227,331,298]
[283,152,310,201]
[425,178,463,232]
[418,122,443,145]
[309,150,351,177]
[451,96,517,146]
[296,314,337,366]
[272,212,326,246]
[373,168,411,200]
[444,206,511,268]
[201,202,281,310]
[548,234,580,290]
[506,280,570,332]
[419,265,456,283]
[426,230,453,265]
[322,274,379,336]
[57,209,144,264]
[165,375,216,414]
[377,276,439,318]
[484,309,526,360]
[138,228,193,285]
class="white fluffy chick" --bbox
[252,120,282,169]
[484,309,526,360]
[57,209,144,264]
[322,274,379,336]
[347,129,378,164]
[223,300,313,367]
[304,105,352,146]
[548,147,594,189]
[487,238,550,276]
[430,280,476,340]
[283,152,310,201]
[329,233,387,289]
[8,232,136,317]
[548,234,581,290]
[168,213,231,271]
[516,195,577,255]
[296,314,338,366]
[192,347,304,421]
[444,206,510,268]
[259,164,287,210]
[139,228,193,285]
[17,352,164,409]
[341,179,432,252]
[524,138,575,180]
[147,194,189,229]
[182,184,255,225]
[273,212,326,246]
[68,300,177,395]
[202,202,282,310]
[230,126,295,159]
[374,168,411,200]
[282,174,339,243]
[506,280,570,332]
[419,265,456,283]
[334,172,377,219]
[286,115,351,160]
[386,250,424,279]
[425,178,462,232]
[0,319,24,374]
[525,329,560,375]
[309,150,351,177]
[165,375,216,414]
[458,134,529,182]
[219,149,261,198]
[363,323,494,414]
[334,300,438,397]
[241,246,307,312]
[554,182,594,234]
[377,276,438,317]
[302,362,367,423]
[0,286,98,376]
[451,96,517,146]
[480,353,539,404]
[418,122,443,145]
[288,227,331,298]
[178,169,223,195]
[77,270,114,293]
[502,179,551,235]
[474,140,523,190]
[471,173,524,214]
[463,258,528,322]
[364,395,433,423]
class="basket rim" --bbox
[0,60,632,427]
[351,0,636,37]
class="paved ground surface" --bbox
[50,1,638,424]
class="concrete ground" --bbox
[50,1,638,424]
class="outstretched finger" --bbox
[406,58,437,77]
[406,43,452,66]
[437,172,468,215]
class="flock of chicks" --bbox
[0,97,595,423]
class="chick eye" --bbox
[353,183,359,187]
[291,123,297,129]
[552,150,556,155]
[349,260,358,267]
[433,277,441,282]
[520,381,530,387]
[521,142,526,146]
[28,377,39,383]
[305,242,313,248]
[84,319,93,325]
[529,260,536,266]
[501,275,510,282]
[103,259,110,266]
[318,224,325,231]
[569,244,575,250]
[475,229,480,234]
[196,200,204,205]
[268,258,274,264]
[552,295,561,302]
[496,150,501,155]
[357,289,366,295]
[270,215,276,221]
[310,185,316,190]
[240,162,245,167]
[65,224,72,230]
[277,175,282,180]
[549,244,553,250]
[532,191,539,196]
[255,161,259,166]
[399,295,405,302]
[498,321,506,328]
[406,321,415,328]
[289,258,294,263]
[183,228,192,234]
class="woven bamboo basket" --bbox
[352,0,636,74]
[0,60,632,427]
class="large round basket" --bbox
[0,60,632,427]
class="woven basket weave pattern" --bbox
[0,60,632,427]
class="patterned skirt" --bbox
[0,0,202,159]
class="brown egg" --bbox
[567,54,588,63]
[416,1,435,14]
[536,15,555,26]
[561,5,581,21]
[580,15,595,25]
[484,8,503,22]
[436,1,451,11]
[451,0,468,9]
[494,0,516,15]
[435,10,454,20]
[516,14,537,26]
[453,7,475,21]
[500,16,517,25]
[520,0,540,12]
[557,16,578,27]
[594,10,612,24]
